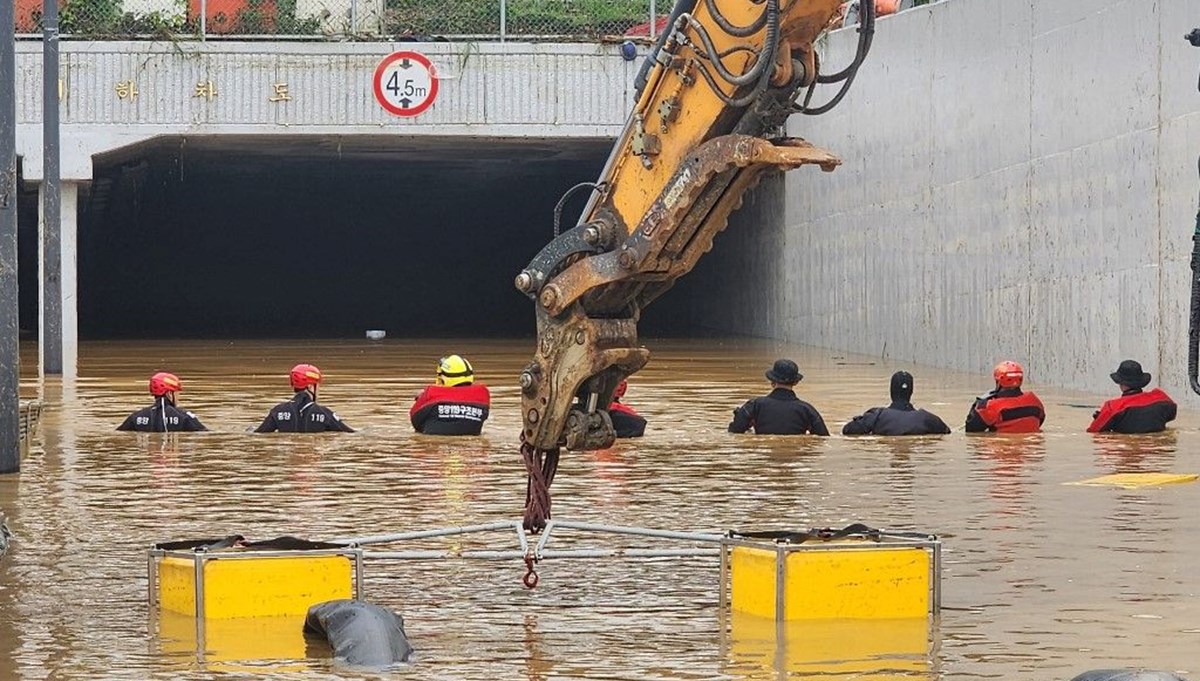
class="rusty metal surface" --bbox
[520,312,649,450]
[541,135,839,317]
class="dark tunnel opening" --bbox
[79,136,620,339]
[51,134,777,341]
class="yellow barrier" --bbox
[725,612,931,679]
[722,534,940,621]
[156,610,310,671]
[155,551,357,619]
[148,546,364,665]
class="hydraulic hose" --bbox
[798,0,875,115]
[634,0,698,101]
[694,0,780,108]
[703,0,768,37]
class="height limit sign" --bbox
[373,51,439,117]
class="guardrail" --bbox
[13,0,664,42]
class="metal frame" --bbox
[718,534,943,619]
[337,518,725,562]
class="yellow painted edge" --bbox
[1065,472,1199,489]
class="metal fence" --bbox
[14,0,664,41]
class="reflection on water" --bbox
[2,338,1199,679]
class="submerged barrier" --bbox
[148,520,945,673]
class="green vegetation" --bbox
[383,0,650,38]
[41,0,653,40]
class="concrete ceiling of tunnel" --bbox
[93,135,615,171]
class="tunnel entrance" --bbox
[79,135,615,339]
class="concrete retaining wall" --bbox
[718,0,1200,399]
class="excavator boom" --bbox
[515,0,875,531]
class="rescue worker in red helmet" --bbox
[1087,360,1177,433]
[410,355,491,435]
[117,372,207,432]
[607,380,647,438]
[255,364,354,433]
[965,361,1045,433]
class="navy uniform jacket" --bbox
[609,402,647,438]
[842,401,951,436]
[117,398,207,432]
[255,391,354,433]
[729,388,830,436]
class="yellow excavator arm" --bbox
[515,0,875,531]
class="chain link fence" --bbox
[14,0,661,40]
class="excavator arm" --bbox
[515,0,876,531]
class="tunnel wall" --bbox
[704,0,1200,399]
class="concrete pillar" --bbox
[38,181,78,379]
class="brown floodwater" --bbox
[1,338,1198,679]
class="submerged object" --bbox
[1070,672,1189,681]
[304,599,413,667]
[365,330,386,341]
[0,521,11,558]
[1066,473,1199,489]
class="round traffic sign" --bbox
[373,51,439,117]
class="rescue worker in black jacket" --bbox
[843,371,951,436]
[728,359,829,436]
[255,364,354,433]
[117,372,207,432]
[1087,360,1177,433]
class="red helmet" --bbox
[613,380,629,400]
[149,372,182,397]
[992,361,1024,388]
[290,364,323,390]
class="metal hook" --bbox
[523,551,540,589]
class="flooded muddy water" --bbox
[1,338,1198,679]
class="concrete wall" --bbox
[14,41,637,180]
[717,0,1200,398]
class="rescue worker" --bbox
[728,359,829,436]
[965,361,1045,433]
[607,380,647,438]
[410,355,491,435]
[255,364,354,433]
[117,372,207,432]
[843,371,951,436]
[1087,360,1177,434]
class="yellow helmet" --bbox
[436,355,475,387]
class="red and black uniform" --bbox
[729,388,830,436]
[255,391,354,433]
[1087,388,1176,434]
[608,401,646,438]
[842,401,951,436]
[117,397,207,432]
[410,384,491,435]
[965,388,1045,433]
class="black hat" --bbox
[890,371,914,400]
[765,359,802,385]
[1110,360,1151,389]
